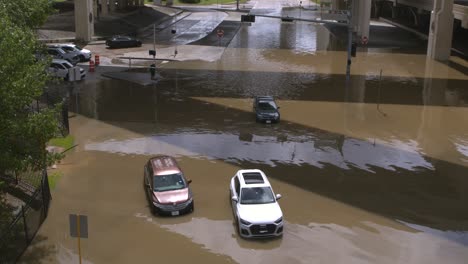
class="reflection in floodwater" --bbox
[85,133,433,172]
[230,18,339,52]
[400,221,468,246]
[133,214,468,264]
[452,137,468,162]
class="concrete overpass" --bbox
[75,0,466,61]
[329,0,466,61]
[74,0,147,43]
[386,0,468,28]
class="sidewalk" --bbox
[37,5,178,43]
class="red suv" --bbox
[144,156,194,216]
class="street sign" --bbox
[69,214,88,238]
[149,50,156,56]
[68,67,81,82]
[361,36,369,45]
[217,29,224,38]
[69,214,88,264]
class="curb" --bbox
[39,36,107,44]
[378,17,428,40]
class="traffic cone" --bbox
[89,60,95,72]
[95,55,100,66]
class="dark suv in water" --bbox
[253,96,280,123]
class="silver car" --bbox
[46,46,80,65]
[55,44,92,62]
[48,59,86,81]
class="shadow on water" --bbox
[69,68,468,245]
[75,68,468,111]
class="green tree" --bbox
[0,0,58,217]
[0,0,54,28]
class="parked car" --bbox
[230,169,283,238]
[253,96,281,123]
[106,35,142,49]
[54,44,92,62]
[144,155,194,216]
[46,46,80,65]
[48,59,86,81]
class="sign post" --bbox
[217,29,224,46]
[69,214,88,264]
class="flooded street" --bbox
[23,9,468,264]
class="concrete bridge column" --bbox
[331,0,346,10]
[350,1,371,39]
[351,0,360,33]
[93,0,98,20]
[357,0,372,39]
[427,0,454,61]
[100,0,109,17]
[75,0,94,42]
[109,0,116,13]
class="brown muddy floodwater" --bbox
[21,65,468,264]
[21,16,468,263]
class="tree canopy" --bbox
[0,0,58,176]
[0,0,54,28]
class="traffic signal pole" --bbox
[346,0,353,82]
[153,24,156,65]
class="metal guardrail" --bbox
[453,4,468,28]
[117,56,177,68]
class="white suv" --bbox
[46,46,80,65]
[55,44,92,62]
[230,169,284,238]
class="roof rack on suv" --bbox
[256,96,274,100]
[242,172,265,184]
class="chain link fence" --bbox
[38,84,71,136]
[0,170,51,264]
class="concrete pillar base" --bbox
[357,0,372,39]
[75,0,94,42]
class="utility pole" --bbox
[346,0,353,83]
[153,24,156,66]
